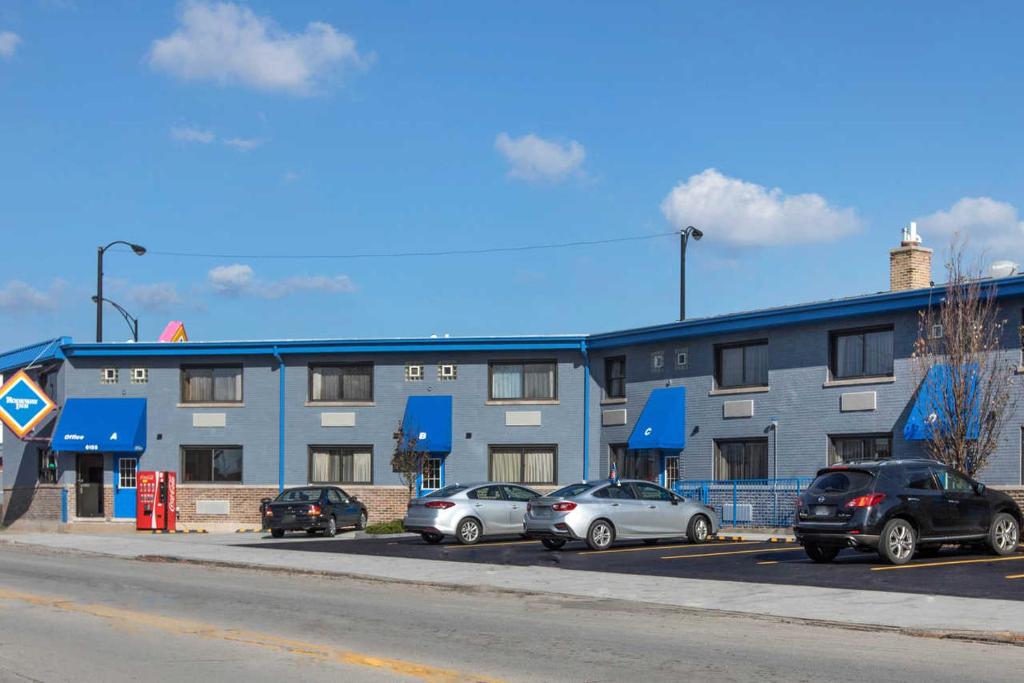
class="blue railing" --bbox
[674,478,812,528]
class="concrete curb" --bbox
[149,529,208,535]
[716,534,796,543]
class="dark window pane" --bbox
[744,344,768,385]
[720,347,745,387]
[183,449,213,482]
[835,334,863,378]
[212,448,243,482]
[863,330,894,376]
[716,440,768,479]
[523,363,555,399]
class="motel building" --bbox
[2,232,1024,530]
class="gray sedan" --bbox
[403,482,541,544]
[524,479,720,550]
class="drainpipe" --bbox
[581,341,591,482]
[273,347,285,493]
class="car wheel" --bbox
[356,510,368,531]
[988,512,1020,556]
[586,520,615,551]
[804,543,840,563]
[541,538,567,550]
[421,532,443,544]
[324,516,338,538]
[456,518,482,545]
[270,529,285,539]
[878,518,916,565]
[687,514,711,544]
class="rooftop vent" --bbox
[989,260,1018,279]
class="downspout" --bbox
[581,340,590,482]
[272,347,285,493]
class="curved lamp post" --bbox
[679,225,703,321]
[96,241,146,342]
[91,295,139,343]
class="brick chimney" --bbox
[890,221,933,291]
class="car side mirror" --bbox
[670,498,679,506]
[974,482,986,495]
[350,495,359,501]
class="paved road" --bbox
[0,544,1022,682]
[247,533,1024,601]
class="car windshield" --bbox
[424,485,468,498]
[549,483,596,498]
[808,470,874,494]
[275,488,322,502]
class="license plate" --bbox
[534,509,551,519]
[813,506,832,517]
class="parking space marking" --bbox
[871,554,1024,572]
[578,540,760,556]
[661,547,803,561]
[1006,573,1024,580]
[756,561,778,565]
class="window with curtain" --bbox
[181,447,243,483]
[715,341,768,389]
[831,327,893,379]
[181,366,242,403]
[714,439,769,480]
[604,356,626,399]
[488,446,556,484]
[309,363,373,402]
[309,446,373,484]
[489,361,556,400]
[829,434,892,465]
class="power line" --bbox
[144,230,679,260]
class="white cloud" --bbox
[0,279,65,311]
[660,168,861,247]
[208,263,355,299]
[171,125,215,143]
[127,283,183,312]
[915,197,1024,252]
[0,31,21,59]
[494,132,585,182]
[222,136,264,151]
[148,1,368,95]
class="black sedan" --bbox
[261,486,368,538]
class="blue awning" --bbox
[51,398,147,453]
[628,386,686,450]
[904,364,980,441]
[402,395,452,453]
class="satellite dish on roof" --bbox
[989,260,1018,279]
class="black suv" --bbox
[794,459,1021,565]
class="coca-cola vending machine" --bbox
[137,471,177,531]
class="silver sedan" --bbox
[403,482,541,544]
[524,479,720,551]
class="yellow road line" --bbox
[871,554,1024,572]
[662,547,804,560]
[1006,573,1024,579]
[442,540,536,550]
[0,588,502,683]
[757,561,778,565]
[579,540,761,556]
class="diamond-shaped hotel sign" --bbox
[0,370,55,439]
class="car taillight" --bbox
[845,494,886,508]
[425,501,456,509]
[308,504,322,516]
[264,508,273,517]
[552,502,577,512]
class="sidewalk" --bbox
[2,531,1021,641]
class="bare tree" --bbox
[911,237,1018,478]
[391,422,428,499]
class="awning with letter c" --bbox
[903,364,980,441]
[51,398,147,453]
[627,386,686,450]
[401,395,452,453]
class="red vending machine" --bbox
[136,471,177,531]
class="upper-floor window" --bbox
[181,366,242,403]
[309,363,373,402]
[101,368,119,384]
[831,327,893,380]
[604,356,626,399]
[715,340,768,389]
[404,364,424,381]
[829,433,892,465]
[489,361,556,401]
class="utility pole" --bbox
[679,226,703,321]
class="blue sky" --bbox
[1,1,1023,348]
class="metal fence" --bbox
[673,478,812,528]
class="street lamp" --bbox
[91,295,139,343]
[96,241,146,342]
[679,225,703,321]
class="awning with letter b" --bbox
[627,386,686,450]
[401,395,452,453]
[51,398,147,453]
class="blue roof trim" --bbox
[0,337,71,373]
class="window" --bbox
[468,485,504,500]
[38,449,57,484]
[902,466,939,491]
[326,489,345,504]
[421,457,443,491]
[828,434,892,465]
[808,470,874,494]
[404,364,424,381]
[593,484,635,499]
[715,340,768,389]
[118,458,137,489]
[714,439,769,480]
[934,468,974,492]
[309,446,373,484]
[609,445,658,482]
[101,368,118,384]
[931,324,944,340]
[604,356,626,399]
[633,482,673,501]
[651,351,664,372]
[831,327,894,379]
[276,488,323,503]
[181,366,242,403]
[309,363,373,402]
[131,368,148,384]
[489,361,556,401]
[675,348,689,370]
[488,445,557,484]
[665,456,679,491]
[181,446,243,483]
[502,485,537,501]
[438,363,457,381]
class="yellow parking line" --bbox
[1007,573,1024,580]
[871,554,1024,572]
[579,540,760,556]
[442,540,537,550]
[757,561,778,565]
[662,547,803,561]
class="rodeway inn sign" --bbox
[0,370,56,439]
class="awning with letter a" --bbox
[903,364,980,441]
[627,386,687,450]
[51,398,147,453]
[401,395,453,453]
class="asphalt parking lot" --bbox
[247,534,1024,601]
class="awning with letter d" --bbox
[903,364,980,441]
[401,395,452,453]
[628,386,686,450]
[51,398,147,453]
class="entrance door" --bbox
[76,454,104,518]
[113,457,138,518]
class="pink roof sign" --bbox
[158,321,188,343]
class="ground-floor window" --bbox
[181,446,243,483]
[714,439,769,480]
[38,449,57,484]
[609,445,659,482]
[421,457,443,491]
[118,457,137,488]
[664,456,679,491]
[828,434,892,465]
[309,446,373,484]
[488,446,557,485]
